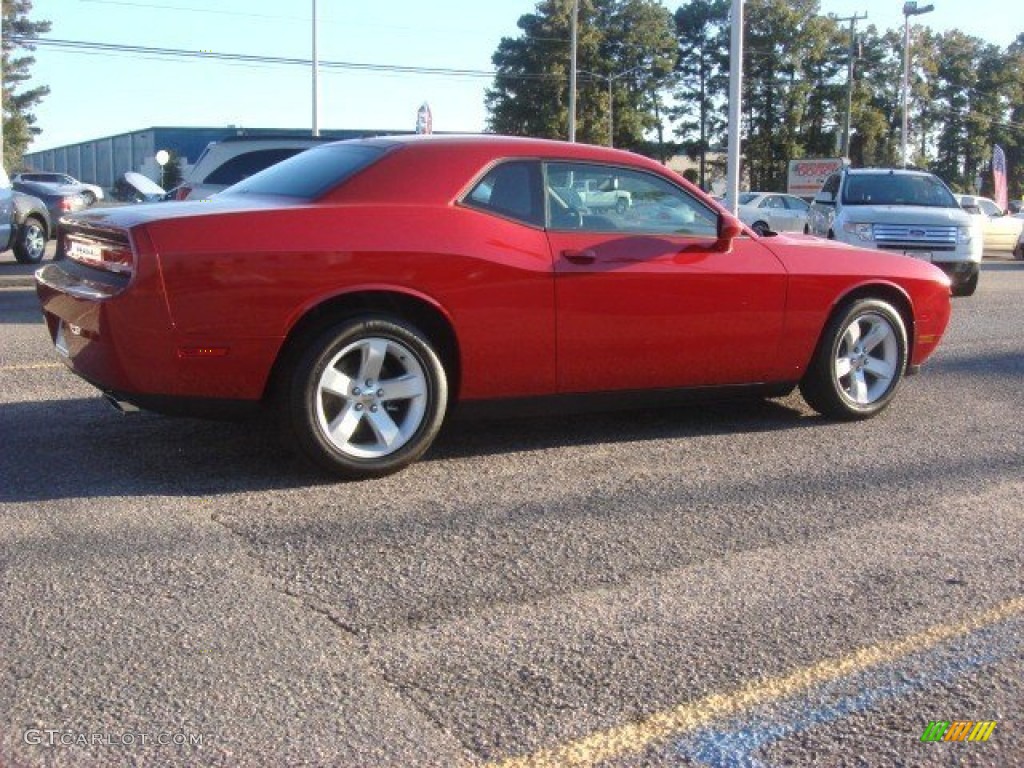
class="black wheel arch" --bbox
[265,290,461,404]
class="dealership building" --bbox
[22,126,404,190]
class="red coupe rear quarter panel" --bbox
[148,203,557,400]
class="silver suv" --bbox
[807,168,981,296]
[167,136,333,201]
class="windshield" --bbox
[738,193,757,205]
[223,143,387,200]
[841,173,958,208]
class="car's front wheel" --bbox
[13,217,47,264]
[282,316,448,478]
[799,298,907,420]
[752,220,770,236]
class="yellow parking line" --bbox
[0,362,63,371]
[486,596,1024,768]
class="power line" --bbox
[11,35,570,81]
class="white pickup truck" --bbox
[572,178,632,213]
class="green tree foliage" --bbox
[671,0,728,189]
[486,0,677,151]
[487,0,1023,198]
[2,0,51,170]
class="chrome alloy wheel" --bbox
[315,336,428,460]
[24,223,46,261]
[834,311,899,406]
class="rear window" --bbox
[204,148,305,185]
[221,143,388,200]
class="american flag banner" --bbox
[992,144,1008,212]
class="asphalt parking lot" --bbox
[1,247,1022,767]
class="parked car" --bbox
[571,176,632,212]
[166,136,333,200]
[732,192,810,235]
[112,172,166,203]
[1,166,53,263]
[36,136,953,479]
[11,179,88,234]
[955,194,1024,252]
[12,172,103,205]
[807,168,981,296]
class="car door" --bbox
[0,167,14,250]
[544,161,789,394]
[762,195,792,232]
[782,194,810,232]
[978,198,1022,250]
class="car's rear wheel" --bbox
[81,190,96,206]
[282,316,448,478]
[13,217,47,264]
[799,298,907,420]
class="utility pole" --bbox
[568,0,578,142]
[311,0,320,136]
[833,12,867,159]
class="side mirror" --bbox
[813,191,835,205]
[716,213,744,251]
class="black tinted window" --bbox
[205,148,305,185]
[222,144,388,199]
[463,161,543,226]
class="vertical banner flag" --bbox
[416,102,433,135]
[992,144,1008,212]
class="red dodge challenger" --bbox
[36,136,952,478]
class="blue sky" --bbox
[21,0,1024,153]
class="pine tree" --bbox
[2,0,51,170]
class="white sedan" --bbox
[733,192,810,235]
[956,194,1024,252]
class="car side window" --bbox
[544,162,718,237]
[821,173,840,199]
[463,161,543,227]
[764,196,785,209]
[978,199,1001,217]
[784,196,809,212]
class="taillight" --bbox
[65,232,134,276]
[59,197,75,212]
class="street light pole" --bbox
[901,1,934,168]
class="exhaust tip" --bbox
[103,394,140,414]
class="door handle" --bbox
[562,248,596,265]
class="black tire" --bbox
[752,221,770,236]
[13,216,47,264]
[952,270,979,297]
[615,197,628,214]
[799,298,908,420]
[281,316,448,478]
